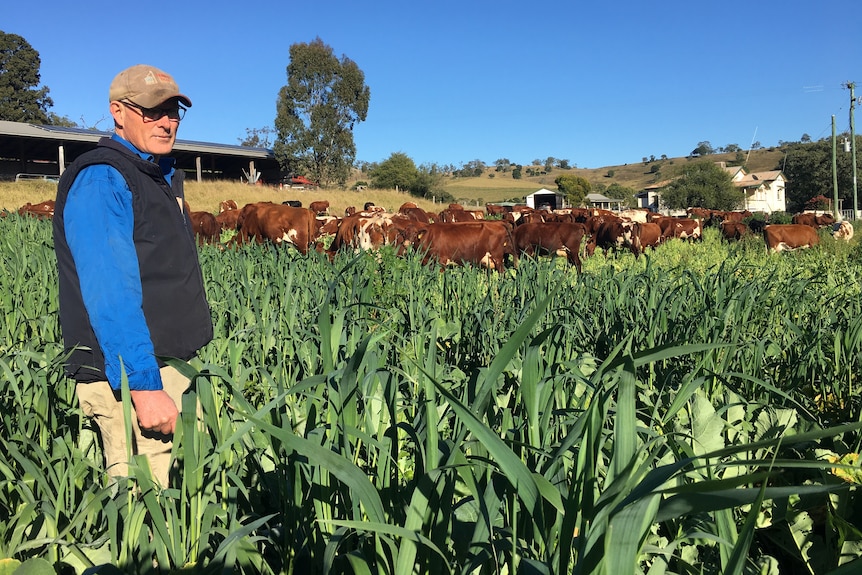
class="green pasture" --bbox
[1,215,862,574]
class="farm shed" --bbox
[525,188,567,210]
[0,120,281,183]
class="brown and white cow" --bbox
[657,217,702,242]
[833,220,855,242]
[719,221,750,242]
[631,221,663,256]
[232,202,318,254]
[17,199,56,219]
[326,211,404,257]
[585,217,637,257]
[763,224,820,253]
[792,212,835,228]
[309,200,330,215]
[513,221,588,272]
[618,208,650,223]
[215,208,241,233]
[438,207,483,222]
[219,199,238,213]
[182,201,219,245]
[404,221,515,272]
[397,203,435,223]
[188,211,219,245]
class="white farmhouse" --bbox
[723,165,787,214]
[637,163,787,215]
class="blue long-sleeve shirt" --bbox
[62,135,177,391]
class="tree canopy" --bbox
[781,137,859,213]
[369,152,448,200]
[370,152,416,191]
[555,174,591,206]
[239,126,275,148]
[274,37,370,187]
[660,160,743,211]
[0,31,53,123]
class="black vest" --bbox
[53,137,213,382]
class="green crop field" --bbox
[1,213,861,574]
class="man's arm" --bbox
[64,165,162,389]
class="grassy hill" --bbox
[438,148,787,206]
[1,148,788,214]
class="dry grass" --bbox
[0,148,787,213]
[0,179,444,217]
[184,181,445,215]
[0,181,58,212]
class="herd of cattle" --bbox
[7,198,857,273]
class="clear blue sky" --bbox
[5,1,861,169]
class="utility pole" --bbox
[832,115,839,218]
[847,82,859,219]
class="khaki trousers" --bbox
[76,365,189,487]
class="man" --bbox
[53,65,213,486]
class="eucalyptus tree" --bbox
[274,37,370,186]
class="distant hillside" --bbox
[440,148,788,206]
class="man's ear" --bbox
[109,101,125,127]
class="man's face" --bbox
[110,99,183,156]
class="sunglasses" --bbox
[121,100,186,122]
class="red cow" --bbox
[438,207,483,222]
[188,211,219,245]
[686,207,714,221]
[215,208,240,232]
[398,203,434,223]
[309,200,330,215]
[763,224,820,253]
[792,212,835,228]
[485,204,511,217]
[17,199,56,219]
[183,201,219,245]
[720,221,749,241]
[632,222,663,255]
[405,221,515,272]
[233,202,318,254]
[513,221,587,272]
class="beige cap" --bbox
[109,64,192,108]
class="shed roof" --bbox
[0,120,279,181]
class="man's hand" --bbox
[129,389,179,435]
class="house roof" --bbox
[586,192,622,203]
[643,178,674,190]
[733,170,785,187]
[722,165,745,178]
[525,188,565,200]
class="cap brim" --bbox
[130,92,192,109]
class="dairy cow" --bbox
[232,202,318,254]
[513,221,587,272]
[763,224,820,253]
[405,221,515,272]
